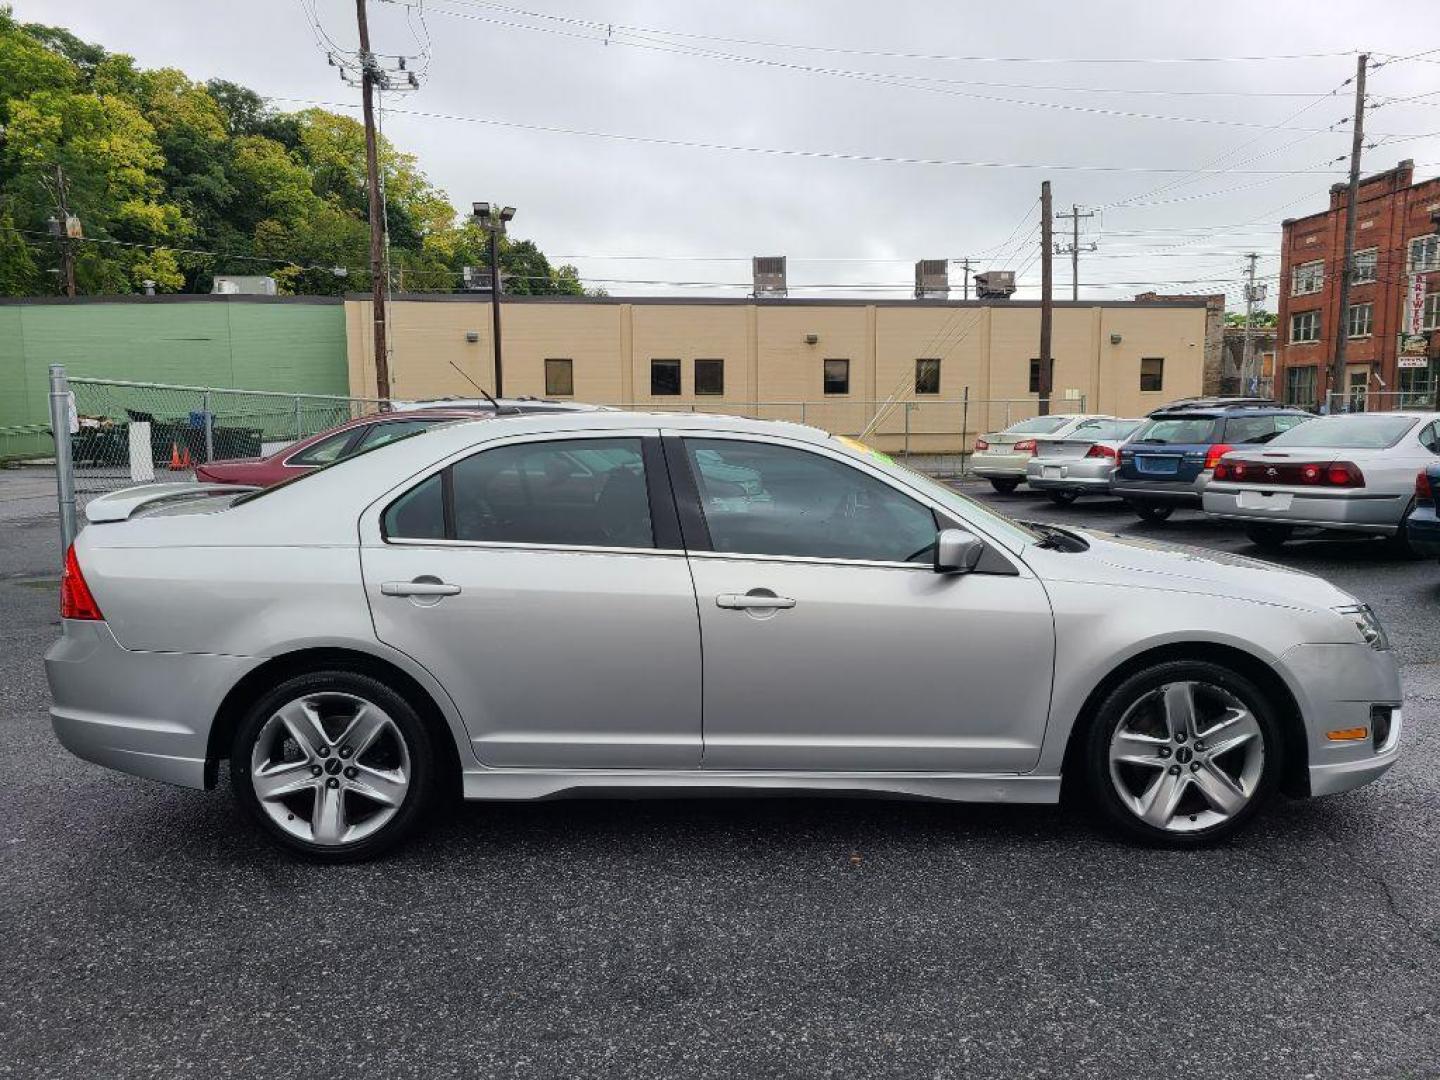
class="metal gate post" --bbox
[202,390,215,462]
[961,386,970,475]
[294,397,303,441]
[903,402,912,459]
[48,364,78,560]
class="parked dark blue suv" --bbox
[1112,398,1313,523]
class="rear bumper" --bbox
[1407,508,1440,555]
[1110,473,1208,505]
[1203,486,1408,535]
[1025,458,1114,492]
[1276,643,1403,798]
[45,620,261,789]
[970,452,1032,479]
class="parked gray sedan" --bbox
[1025,418,1144,505]
[1204,412,1440,551]
[47,412,1401,860]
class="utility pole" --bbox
[960,257,972,301]
[1330,52,1368,413]
[1054,204,1096,302]
[1241,253,1264,395]
[355,0,392,400]
[1039,180,1054,416]
[49,164,77,298]
[473,202,516,397]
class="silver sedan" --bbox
[47,411,1401,860]
[1204,412,1440,552]
[970,414,1115,493]
[1025,418,1144,505]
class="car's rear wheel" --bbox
[1244,524,1293,551]
[232,670,439,862]
[1084,660,1281,846]
[1129,500,1174,523]
[989,477,1022,494]
[1048,490,1079,506]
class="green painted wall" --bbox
[0,298,349,436]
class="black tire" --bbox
[1048,490,1080,507]
[232,669,440,862]
[1083,660,1283,848]
[1244,524,1293,551]
[1130,500,1174,523]
[989,477,1022,494]
[1383,500,1421,559]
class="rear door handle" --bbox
[717,592,796,610]
[381,579,461,597]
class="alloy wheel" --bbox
[1107,680,1265,834]
[249,692,411,846]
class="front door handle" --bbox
[716,592,796,611]
[381,579,461,597]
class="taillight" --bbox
[1013,439,1038,453]
[974,438,989,451]
[60,544,103,621]
[1325,461,1364,487]
[1085,443,1117,460]
[1418,470,1434,504]
[1202,444,1234,470]
[1213,460,1233,480]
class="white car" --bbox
[1204,412,1440,551]
[970,414,1116,493]
[1025,418,1145,506]
[47,411,1401,860]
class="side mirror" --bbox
[934,528,984,574]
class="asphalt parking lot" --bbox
[2,468,1437,1079]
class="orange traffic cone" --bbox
[180,446,192,468]
[169,442,183,471]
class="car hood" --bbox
[1030,526,1356,612]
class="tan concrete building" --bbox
[345,296,1211,452]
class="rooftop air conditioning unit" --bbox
[914,259,950,299]
[974,270,1017,300]
[753,256,787,299]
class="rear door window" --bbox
[1132,417,1218,445]
[287,428,359,466]
[354,418,447,452]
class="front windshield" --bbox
[831,436,1041,548]
[1267,414,1417,449]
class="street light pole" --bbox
[473,202,516,397]
[355,0,392,400]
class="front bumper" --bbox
[1203,485,1409,536]
[1276,643,1403,798]
[45,620,261,789]
[970,451,1032,479]
[1025,457,1114,492]
[1110,472,1209,505]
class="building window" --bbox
[1398,364,1435,408]
[694,358,724,396]
[650,359,681,396]
[1425,292,1440,332]
[823,358,850,395]
[915,358,940,395]
[544,358,574,396]
[1028,359,1041,394]
[1290,310,1320,344]
[1291,260,1324,296]
[1140,357,1164,392]
[1347,303,1373,339]
[1352,248,1378,284]
[1409,234,1439,274]
[1285,366,1318,408]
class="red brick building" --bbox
[1276,159,1440,410]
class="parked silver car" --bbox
[47,412,1401,860]
[1024,418,1144,505]
[1204,412,1440,552]
[970,414,1114,493]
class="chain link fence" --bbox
[1324,385,1440,414]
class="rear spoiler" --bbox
[84,482,259,524]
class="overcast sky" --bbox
[16,0,1440,308]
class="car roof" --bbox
[1144,398,1303,418]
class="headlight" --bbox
[1334,604,1390,651]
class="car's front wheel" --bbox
[1084,660,1281,846]
[989,477,1022,494]
[232,669,439,861]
